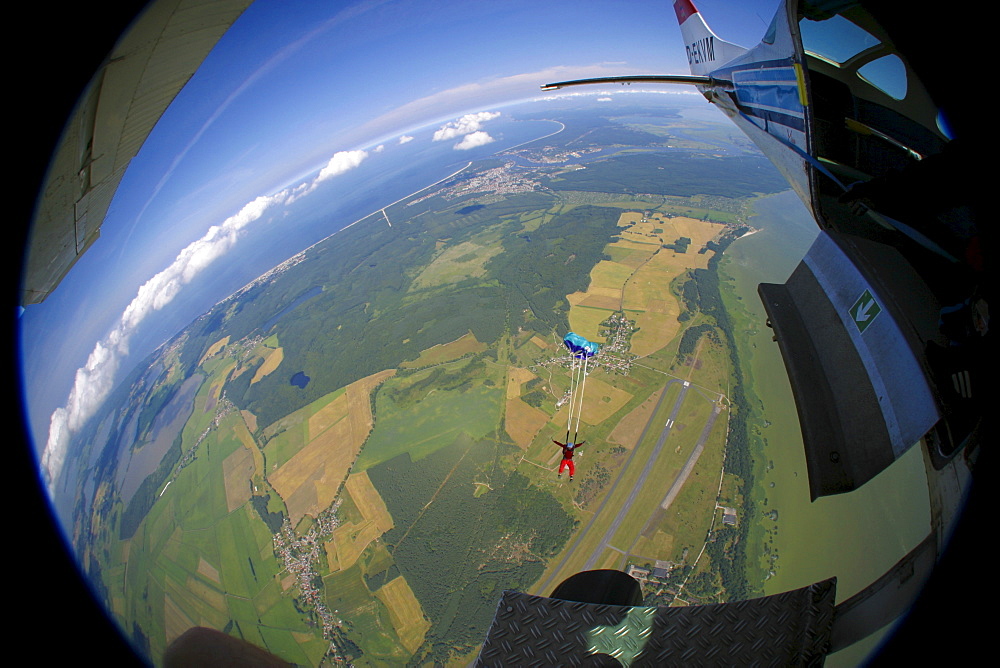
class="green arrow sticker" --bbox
[849,289,881,333]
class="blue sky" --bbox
[20,0,780,486]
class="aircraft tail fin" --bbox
[673,0,748,76]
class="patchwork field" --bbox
[354,369,503,472]
[402,331,486,368]
[505,397,550,448]
[199,336,230,365]
[251,345,284,384]
[267,369,395,526]
[548,374,633,427]
[566,211,723,352]
[330,472,395,571]
[376,576,431,654]
[84,153,770,666]
[409,236,504,291]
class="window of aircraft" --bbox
[856,54,907,100]
[799,13,879,65]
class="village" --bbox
[273,501,345,662]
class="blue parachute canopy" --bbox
[563,332,599,358]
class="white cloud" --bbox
[374,144,385,153]
[597,97,613,102]
[41,188,290,489]
[317,149,369,182]
[42,143,375,490]
[454,131,494,150]
[432,111,500,141]
[286,148,370,204]
[398,134,414,144]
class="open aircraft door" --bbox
[528,2,987,659]
[759,231,941,498]
[755,1,982,499]
[544,0,984,500]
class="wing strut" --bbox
[541,74,713,91]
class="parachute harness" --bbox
[562,333,599,443]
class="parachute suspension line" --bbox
[566,355,582,440]
[573,356,590,442]
[561,332,599,443]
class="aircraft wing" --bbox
[21,0,253,306]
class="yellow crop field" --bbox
[564,213,726,363]
[505,397,550,448]
[529,335,550,350]
[617,211,644,227]
[272,415,356,525]
[506,367,537,400]
[376,576,431,654]
[270,370,394,526]
[623,251,681,309]
[611,247,652,269]
[574,293,623,311]
[568,305,615,342]
[631,311,681,357]
[566,260,632,311]
[669,216,725,247]
[222,445,255,512]
[402,331,485,368]
[251,346,284,384]
[614,237,663,252]
[347,369,395,440]
[308,391,349,441]
[608,387,664,447]
[197,557,221,584]
[234,419,265,479]
[345,472,394,535]
[332,520,382,572]
[198,336,229,365]
[575,375,633,426]
[241,410,258,433]
[329,472,394,571]
[204,359,236,413]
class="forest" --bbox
[368,438,575,664]
[690,227,755,600]
[548,153,788,199]
[230,195,618,428]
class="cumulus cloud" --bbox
[454,131,494,150]
[41,144,373,490]
[374,144,385,153]
[286,149,370,204]
[41,189,290,488]
[398,134,414,144]
[432,111,500,142]
[317,149,369,182]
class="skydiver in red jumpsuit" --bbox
[553,439,584,480]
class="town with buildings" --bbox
[408,161,542,207]
[273,501,344,663]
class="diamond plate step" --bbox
[477,578,836,666]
